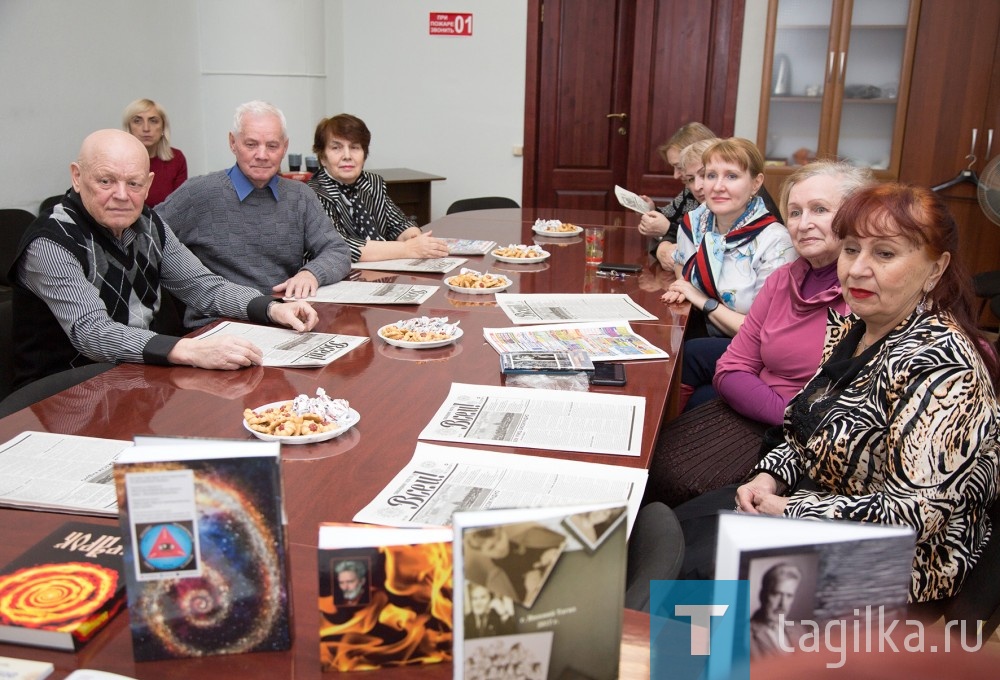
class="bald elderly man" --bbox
[9,128,318,389]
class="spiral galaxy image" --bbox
[120,457,291,661]
[0,562,118,630]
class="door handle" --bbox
[606,113,628,119]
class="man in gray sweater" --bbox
[159,100,350,327]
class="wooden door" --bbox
[897,0,1000,280]
[523,0,746,212]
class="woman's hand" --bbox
[655,241,676,269]
[638,210,670,238]
[736,473,788,515]
[660,279,708,308]
[401,230,450,259]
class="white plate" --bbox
[377,324,464,349]
[444,275,513,295]
[243,402,361,445]
[491,249,551,264]
[531,223,583,237]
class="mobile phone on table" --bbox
[590,362,627,386]
[597,262,643,274]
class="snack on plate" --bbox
[446,268,511,289]
[244,388,351,437]
[493,244,546,258]
[533,219,578,232]
[380,316,461,343]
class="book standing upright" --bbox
[453,502,627,680]
[113,439,292,661]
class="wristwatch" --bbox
[702,298,719,314]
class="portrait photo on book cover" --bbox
[463,522,566,608]
[562,506,626,553]
[463,631,553,680]
[739,549,819,659]
[332,557,372,607]
[464,582,516,639]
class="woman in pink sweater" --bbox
[646,161,873,506]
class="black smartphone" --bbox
[590,362,627,386]
[597,262,643,273]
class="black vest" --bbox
[9,191,167,389]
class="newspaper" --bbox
[350,257,466,273]
[418,383,644,456]
[484,321,668,361]
[0,431,133,516]
[196,321,369,367]
[442,238,498,255]
[353,442,647,531]
[614,184,651,214]
[495,293,658,325]
[301,280,438,304]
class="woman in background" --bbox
[653,138,716,269]
[122,98,187,207]
[639,122,716,263]
[307,114,448,262]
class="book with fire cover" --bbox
[0,522,126,651]
[114,438,292,661]
[318,523,454,671]
[453,502,628,680]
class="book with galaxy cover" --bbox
[453,501,627,680]
[0,521,126,651]
[318,523,454,672]
[113,439,292,662]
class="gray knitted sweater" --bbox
[159,170,350,302]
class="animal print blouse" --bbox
[756,309,1000,602]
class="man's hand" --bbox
[268,300,319,332]
[273,269,320,299]
[168,335,264,370]
[402,230,450,259]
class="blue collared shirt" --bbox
[227,164,281,202]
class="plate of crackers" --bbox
[531,219,583,237]
[378,316,464,349]
[445,268,513,294]
[243,388,360,445]
[491,244,551,264]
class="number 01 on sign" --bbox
[429,12,472,36]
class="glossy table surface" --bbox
[0,209,680,679]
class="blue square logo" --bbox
[650,580,750,680]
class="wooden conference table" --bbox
[0,208,688,679]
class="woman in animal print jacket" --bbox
[737,183,1000,603]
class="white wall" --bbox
[733,0,768,141]
[338,1,528,219]
[0,0,528,221]
[0,0,203,213]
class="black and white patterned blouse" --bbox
[307,168,416,262]
[756,309,1000,602]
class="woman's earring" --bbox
[916,291,929,314]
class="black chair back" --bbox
[446,196,519,215]
[0,208,36,287]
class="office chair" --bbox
[0,208,36,287]
[38,193,65,217]
[974,271,1000,324]
[624,502,684,612]
[446,196,519,215]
